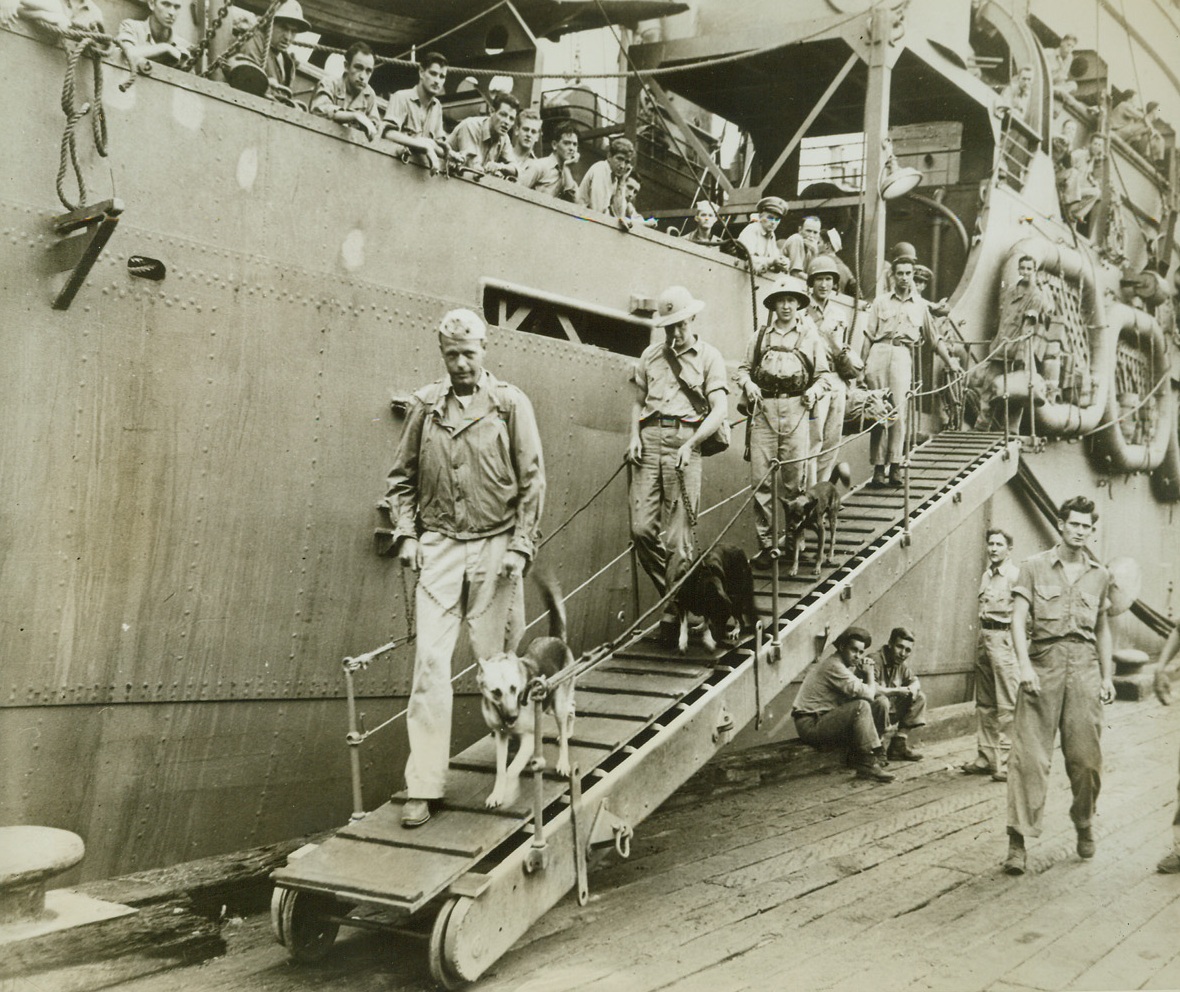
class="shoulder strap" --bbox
[663,348,710,417]
[752,324,769,372]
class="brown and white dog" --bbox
[781,462,852,576]
[477,573,576,809]
[666,544,758,654]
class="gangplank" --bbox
[270,432,1019,986]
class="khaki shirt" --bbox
[860,646,920,692]
[737,221,784,272]
[736,316,830,391]
[310,75,377,120]
[448,115,512,168]
[631,338,728,423]
[1013,546,1111,651]
[792,652,874,716]
[979,560,1020,623]
[863,288,938,348]
[384,87,444,142]
[781,232,818,275]
[382,371,545,558]
[808,297,849,388]
[116,17,191,60]
[576,160,627,217]
[521,154,576,199]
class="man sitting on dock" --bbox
[792,627,895,783]
[310,41,379,141]
[381,309,546,828]
[520,120,579,200]
[859,626,928,762]
[1004,495,1114,875]
[736,196,790,275]
[116,0,192,68]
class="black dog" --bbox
[667,544,758,653]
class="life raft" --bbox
[999,237,1109,437]
[1089,302,1175,475]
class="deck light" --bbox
[878,139,922,199]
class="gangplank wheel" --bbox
[269,886,342,963]
[428,896,467,989]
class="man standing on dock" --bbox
[381,309,545,828]
[1004,495,1114,875]
[963,528,1021,782]
[792,627,895,783]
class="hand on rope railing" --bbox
[908,328,1038,401]
[343,407,896,744]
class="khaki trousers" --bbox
[1007,639,1103,838]
[629,422,701,595]
[404,530,524,799]
[807,381,847,488]
[865,341,912,466]
[974,628,1019,771]
[749,395,809,549]
[794,697,883,754]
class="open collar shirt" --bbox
[631,337,728,423]
[310,75,377,118]
[1013,545,1111,650]
[383,87,444,141]
[864,287,938,347]
[382,370,545,558]
[448,115,510,167]
[979,559,1021,623]
[792,652,874,716]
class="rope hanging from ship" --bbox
[55,33,108,210]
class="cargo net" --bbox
[1115,340,1152,396]
[1114,339,1162,445]
[1041,270,1091,388]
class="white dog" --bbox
[477,573,575,809]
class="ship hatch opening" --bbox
[480,279,654,358]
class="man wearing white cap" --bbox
[680,200,720,245]
[737,196,790,275]
[627,286,728,609]
[737,277,829,568]
[381,309,545,828]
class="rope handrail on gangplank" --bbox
[271,432,1019,986]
